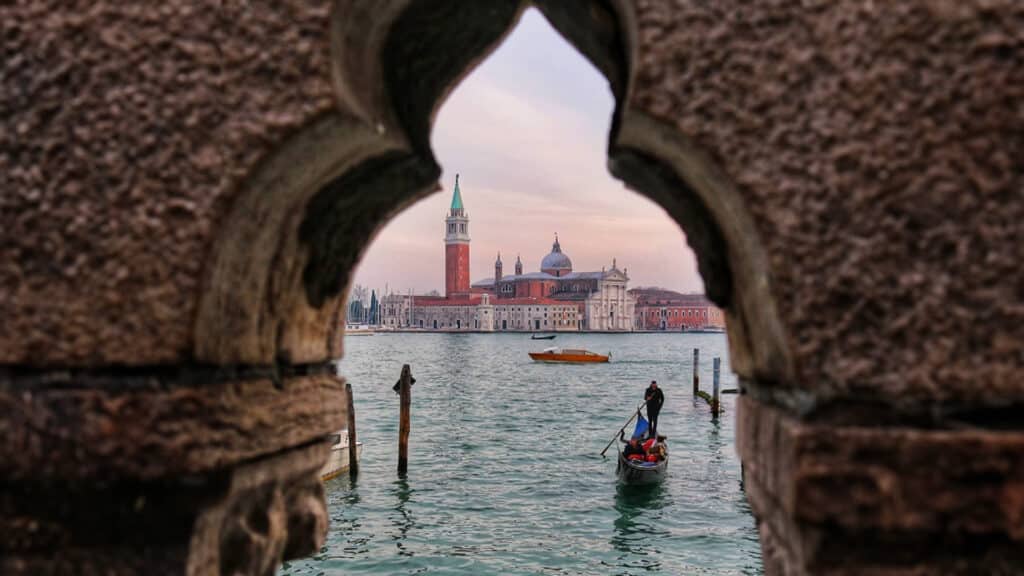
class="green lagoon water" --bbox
[280,332,762,575]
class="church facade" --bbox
[380,176,634,331]
[471,237,635,331]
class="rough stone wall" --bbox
[626,0,1024,412]
[613,3,1024,573]
[1,0,337,365]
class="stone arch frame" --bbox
[186,3,1024,573]
[5,1,1023,574]
[182,3,796,565]
[193,0,792,388]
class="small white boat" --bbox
[345,324,376,336]
[683,325,726,334]
[321,429,363,481]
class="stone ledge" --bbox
[0,373,346,481]
[1,441,329,575]
[738,395,1024,574]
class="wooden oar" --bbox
[600,400,648,457]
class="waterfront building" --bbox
[409,295,484,331]
[378,175,633,331]
[382,292,580,332]
[380,292,412,328]
[629,288,726,331]
[473,238,635,331]
[491,297,580,331]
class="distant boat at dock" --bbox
[528,347,609,363]
[345,324,376,336]
[321,429,362,481]
[530,334,556,340]
[682,326,726,334]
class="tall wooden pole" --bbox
[692,348,700,395]
[395,364,415,474]
[712,357,721,419]
[345,382,358,477]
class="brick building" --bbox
[444,174,471,298]
[630,288,726,331]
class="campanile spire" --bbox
[450,173,464,216]
[444,173,470,297]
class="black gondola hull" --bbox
[616,450,668,485]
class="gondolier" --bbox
[644,381,664,437]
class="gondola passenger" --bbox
[643,435,666,462]
[620,433,646,461]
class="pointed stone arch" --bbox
[193,0,792,389]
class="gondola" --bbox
[616,440,668,485]
[530,334,556,340]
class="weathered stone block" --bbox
[738,395,1024,574]
[0,441,330,576]
[0,370,346,481]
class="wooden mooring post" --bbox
[712,357,721,419]
[393,364,415,474]
[692,348,700,395]
[345,382,358,477]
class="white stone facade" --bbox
[380,293,580,332]
[582,271,635,331]
[491,301,579,332]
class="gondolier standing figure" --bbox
[644,380,665,437]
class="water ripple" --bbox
[280,333,761,575]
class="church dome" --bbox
[540,235,572,275]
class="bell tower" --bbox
[444,174,470,297]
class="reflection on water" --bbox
[325,475,370,560]
[390,476,416,556]
[611,483,672,571]
[280,333,761,575]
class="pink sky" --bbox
[351,9,702,296]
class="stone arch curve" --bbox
[194,0,792,387]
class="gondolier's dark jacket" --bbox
[644,387,665,412]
